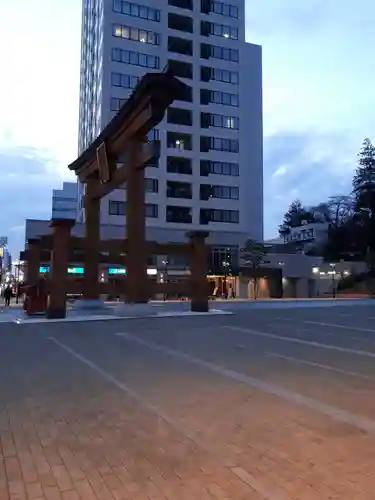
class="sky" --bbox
[1,0,375,258]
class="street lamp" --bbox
[162,259,168,301]
[222,259,230,299]
[329,262,336,298]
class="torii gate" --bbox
[42,72,209,318]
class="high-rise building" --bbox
[51,182,78,220]
[77,0,263,264]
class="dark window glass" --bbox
[167,107,193,126]
[168,36,193,56]
[167,157,192,175]
[111,72,139,89]
[145,203,158,218]
[209,0,238,18]
[108,201,158,217]
[168,13,193,33]
[146,178,159,193]
[167,181,192,199]
[201,89,238,107]
[201,66,239,84]
[168,0,193,9]
[112,0,160,22]
[167,59,193,79]
[109,200,126,216]
[166,206,192,223]
[201,43,239,62]
[200,208,239,224]
[111,48,160,68]
[200,136,239,153]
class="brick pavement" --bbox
[1,304,375,499]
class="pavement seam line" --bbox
[265,351,375,380]
[116,332,375,434]
[47,336,204,446]
[304,320,375,333]
[230,467,290,500]
[47,336,292,500]
[224,325,375,358]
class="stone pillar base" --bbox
[72,299,109,311]
[113,303,155,317]
[47,307,67,319]
[191,301,209,313]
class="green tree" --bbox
[352,138,375,269]
[278,199,315,236]
[242,239,268,299]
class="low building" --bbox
[22,218,365,299]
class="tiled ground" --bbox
[1,303,375,499]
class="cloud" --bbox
[0,146,74,258]
[264,130,362,237]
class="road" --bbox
[1,303,375,499]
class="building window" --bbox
[167,156,192,175]
[146,178,158,193]
[200,89,239,107]
[145,203,158,218]
[201,21,238,39]
[110,97,127,111]
[167,181,192,199]
[112,24,160,45]
[201,66,239,84]
[200,184,239,200]
[109,200,126,216]
[111,48,160,69]
[168,0,193,9]
[167,132,192,150]
[166,206,192,223]
[201,43,239,62]
[113,0,160,22]
[168,13,194,33]
[201,0,238,18]
[168,36,193,56]
[147,128,160,142]
[200,208,239,224]
[111,72,139,89]
[209,245,239,272]
[200,136,239,153]
[167,107,193,126]
[200,160,239,176]
[108,201,158,217]
[201,112,239,129]
[167,59,193,79]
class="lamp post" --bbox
[222,259,230,299]
[162,259,168,301]
[329,262,336,298]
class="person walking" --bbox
[4,285,12,307]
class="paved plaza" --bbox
[1,301,375,499]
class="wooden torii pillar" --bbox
[47,219,75,318]
[68,72,190,305]
[26,239,42,285]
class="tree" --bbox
[278,199,315,236]
[311,195,354,228]
[352,138,375,268]
[242,239,268,299]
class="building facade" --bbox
[77,0,263,257]
[52,182,78,220]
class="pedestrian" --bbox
[3,285,12,307]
